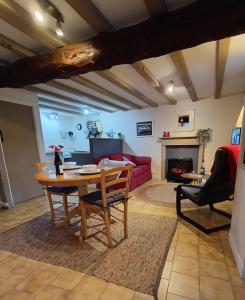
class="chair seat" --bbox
[47,186,78,194]
[80,191,125,207]
[180,185,202,203]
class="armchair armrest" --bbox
[132,155,151,167]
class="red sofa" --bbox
[94,153,152,191]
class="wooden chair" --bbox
[36,162,79,226]
[79,165,132,248]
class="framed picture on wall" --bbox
[174,110,195,132]
[136,121,153,137]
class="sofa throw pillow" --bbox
[122,155,136,167]
[110,154,122,161]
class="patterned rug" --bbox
[0,212,177,296]
[135,183,194,207]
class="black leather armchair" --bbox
[176,147,237,234]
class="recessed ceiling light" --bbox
[34,11,44,22]
[84,109,89,115]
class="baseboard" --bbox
[228,232,245,278]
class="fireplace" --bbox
[167,158,193,183]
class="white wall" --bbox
[97,94,244,178]
[229,97,245,278]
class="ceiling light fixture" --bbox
[49,112,58,119]
[84,109,89,115]
[35,0,65,36]
[167,81,175,94]
[56,20,64,37]
[34,10,44,22]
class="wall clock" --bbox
[76,123,82,130]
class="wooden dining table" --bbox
[33,168,118,230]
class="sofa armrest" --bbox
[132,155,152,167]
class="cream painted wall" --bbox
[98,95,244,178]
[229,98,245,278]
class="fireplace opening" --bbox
[167,158,193,183]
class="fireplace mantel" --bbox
[160,136,199,146]
[160,137,201,180]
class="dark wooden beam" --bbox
[96,70,158,107]
[39,104,82,115]
[71,76,141,109]
[38,97,84,112]
[143,0,168,15]
[1,0,245,88]
[215,38,231,99]
[24,86,113,112]
[132,61,177,104]
[46,80,128,111]
[65,0,113,32]
[170,51,198,101]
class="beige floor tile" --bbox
[233,286,245,300]
[172,256,199,276]
[157,278,169,300]
[162,261,173,279]
[175,242,198,259]
[100,282,134,300]
[224,252,236,267]
[131,291,154,300]
[168,272,199,300]
[167,247,175,261]
[69,275,107,300]
[167,293,192,300]
[199,258,229,280]
[1,289,33,300]
[199,244,224,261]
[0,282,16,298]
[228,266,245,288]
[178,232,198,246]
[16,270,58,294]
[200,275,234,300]
[52,268,84,290]
[0,250,10,261]
[33,285,70,300]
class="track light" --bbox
[167,81,175,93]
[56,20,64,37]
[34,11,44,22]
[84,109,89,115]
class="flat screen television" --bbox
[231,128,241,145]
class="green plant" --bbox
[196,128,213,144]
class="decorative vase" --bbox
[54,152,62,175]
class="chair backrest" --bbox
[100,166,132,208]
[198,147,237,205]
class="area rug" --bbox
[0,212,177,296]
[135,183,194,207]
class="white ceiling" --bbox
[0,0,244,112]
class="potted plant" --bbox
[196,128,213,174]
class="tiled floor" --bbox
[0,180,244,300]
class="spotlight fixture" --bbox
[56,20,64,37]
[49,112,58,119]
[34,10,44,22]
[35,0,65,36]
[84,109,89,115]
[167,81,175,94]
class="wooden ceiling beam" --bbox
[38,97,84,112]
[170,51,198,102]
[143,0,168,15]
[65,0,113,32]
[0,0,65,48]
[46,80,128,111]
[215,38,231,99]
[1,0,245,88]
[71,76,141,109]
[132,61,177,104]
[24,86,113,112]
[96,70,158,107]
[0,33,35,57]
[39,104,82,115]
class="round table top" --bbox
[33,170,104,187]
[181,172,210,180]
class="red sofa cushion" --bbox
[110,153,122,161]
[132,166,144,177]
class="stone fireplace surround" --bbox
[160,137,201,180]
